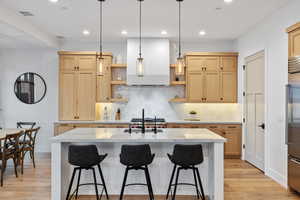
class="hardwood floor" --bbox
[0,154,299,200]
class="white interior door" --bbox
[245,51,265,171]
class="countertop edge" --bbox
[54,121,242,125]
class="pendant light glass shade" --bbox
[97,56,104,76]
[176,57,185,76]
[136,57,144,77]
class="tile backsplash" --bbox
[96,86,241,121]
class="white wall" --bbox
[0,40,237,152]
[235,0,300,187]
[0,48,59,152]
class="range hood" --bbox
[127,38,170,85]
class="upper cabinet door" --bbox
[60,55,77,72]
[59,72,77,120]
[187,72,204,102]
[220,72,237,103]
[289,29,300,57]
[220,56,237,72]
[187,56,205,72]
[204,72,220,102]
[77,72,96,120]
[77,56,96,72]
[204,56,219,72]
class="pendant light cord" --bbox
[139,0,142,59]
[99,0,103,58]
[178,0,182,59]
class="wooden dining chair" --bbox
[16,122,36,129]
[19,127,40,174]
[0,131,22,187]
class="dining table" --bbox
[0,128,25,141]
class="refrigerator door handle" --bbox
[286,84,290,145]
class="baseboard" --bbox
[268,168,288,188]
[78,194,209,199]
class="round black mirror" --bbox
[14,72,47,104]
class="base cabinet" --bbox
[167,123,242,158]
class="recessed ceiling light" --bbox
[161,30,168,35]
[82,30,90,36]
[224,0,233,3]
[199,30,206,36]
[121,30,128,35]
[49,0,59,3]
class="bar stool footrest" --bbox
[68,182,105,200]
[125,183,148,187]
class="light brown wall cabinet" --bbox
[186,53,238,103]
[59,52,97,121]
[287,22,300,58]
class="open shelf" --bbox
[111,80,127,85]
[170,81,186,85]
[111,64,127,68]
[110,98,128,103]
[169,98,187,103]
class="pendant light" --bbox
[97,0,105,76]
[137,0,144,77]
[175,0,185,76]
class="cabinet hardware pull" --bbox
[220,97,223,100]
[228,126,236,129]
[210,126,217,128]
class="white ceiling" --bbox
[0,21,47,48]
[0,0,291,47]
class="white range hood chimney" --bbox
[127,38,170,86]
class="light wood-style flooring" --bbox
[0,154,299,200]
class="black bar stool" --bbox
[119,144,155,200]
[166,144,205,200]
[66,145,109,200]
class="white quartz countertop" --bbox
[51,128,226,143]
[55,120,241,124]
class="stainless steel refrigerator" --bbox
[287,84,300,192]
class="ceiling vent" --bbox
[19,11,34,16]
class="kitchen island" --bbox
[51,128,226,200]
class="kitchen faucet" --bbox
[141,108,145,134]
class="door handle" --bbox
[258,123,265,130]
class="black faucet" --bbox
[141,108,145,134]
